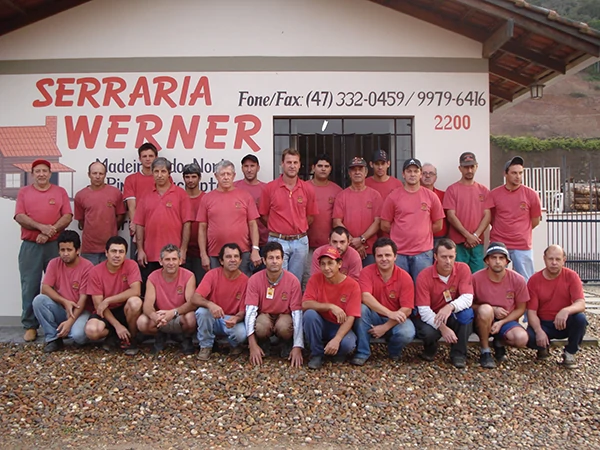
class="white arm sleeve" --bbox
[417,306,438,329]
[450,293,473,312]
[291,310,304,349]
[245,305,258,337]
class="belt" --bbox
[269,232,307,241]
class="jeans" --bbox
[18,240,58,329]
[32,294,90,344]
[303,309,356,357]
[362,254,375,268]
[509,249,535,281]
[81,253,106,265]
[455,244,485,273]
[210,252,252,277]
[268,235,309,283]
[195,307,246,348]
[413,313,473,359]
[184,255,206,286]
[302,248,315,290]
[527,313,588,355]
[353,304,415,359]
[395,250,433,282]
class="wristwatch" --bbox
[360,235,367,244]
[173,309,180,319]
[252,245,260,251]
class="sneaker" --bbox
[479,352,496,369]
[101,333,119,352]
[230,345,244,357]
[350,356,368,366]
[198,347,212,361]
[537,348,550,360]
[493,339,507,362]
[419,344,438,362]
[121,342,139,356]
[331,354,346,364]
[181,336,195,355]
[279,340,293,359]
[389,354,401,362]
[561,351,577,369]
[24,329,37,342]
[451,356,467,368]
[43,338,63,353]
[151,332,167,355]
[308,356,323,370]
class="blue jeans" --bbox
[210,252,253,277]
[18,240,58,329]
[82,253,106,265]
[509,249,534,281]
[362,254,375,268]
[268,235,309,283]
[395,250,433,282]
[195,307,246,349]
[303,309,356,357]
[353,304,415,359]
[527,313,588,355]
[32,294,90,344]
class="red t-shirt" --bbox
[197,188,259,256]
[148,267,194,310]
[333,187,382,255]
[365,176,403,201]
[490,184,542,250]
[432,188,448,238]
[187,193,205,258]
[259,176,319,235]
[74,185,126,254]
[133,184,193,262]
[123,172,156,202]
[527,268,585,321]
[359,264,414,311]
[303,273,362,324]
[415,262,473,313]
[15,184,72,242]
[87,259,142,309]
[472,268,529,311]
[245,269,302,314]
[43,257,94,307]
[443,181,492,245]
[311,245,362,281]
[234,179,269,246]
[307,181,343,248]
[381,187,445,255]
[196,267,248,315]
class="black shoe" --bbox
[537,348,550,360]
[419,344,438,362]
[101,333,118,352]
[279,340,293,359]
[479,352,496,369]
[451,356,467,368]
[494,344,507,362]
[121,341,140,356]
[258,339,271,357]
[181,336,195,355]
[43,338,63,353]
[308,356,323,369]
[349,356,368,366]
[331,354,346,364]
[151,332,167,355]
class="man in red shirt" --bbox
[310,226,362,281]
[414,239,474,368]
[137,244,197,355]
[333,157,383,266]
[490,156,542,281]
[527,245,587,368]
[85,236,143,355]
[472,242,529,369]
[382,158,445,281]
[245,241,303,367]
[193,243,248,361]
[365,149,403,201]
[260,148,318,282]
[15,158,73,342]
[75,161,126,265]
[351,237,415,366]
[32,230,94,352]
[303,247,362,369]
[443,152,492,273]
[198,160,261,277]
[421,163,448,244]
[183,162,205,285]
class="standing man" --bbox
[245,241,303,367]
[414,239,474,368]
[137,244,197,355]
[84,236,143,355]
[421,163,448,244]
[134,157,193,284]
[443,152,492,273]
[15,158,73,342]
[472,243,530,369]
[32,230,94,352]
[333,157,383,266]
[182,162,205,285]
[75,161,126,265]
[365,149,403,201]
[194,243,248,360]
[303,247,362,369]
[198,160,261,277]
[381,158,445,281]
[527,245,588,368]
[490,156,542,281]
[311,226,362,281]
[351,237,415,366]
[260,148,318,282]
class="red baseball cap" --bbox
[31,159,51,172]
[318,247,341,260]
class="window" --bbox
[5,173,21,189]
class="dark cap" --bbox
[182,163,201,176]
[348,157,367,168]
[318,246,342,261]
[241,154,259,165]
[504,156,524,172]
[402,158,422,171]
[371,150,389,163]
[459,152,477,166]
[485,242,511,262]
[31,159,51,172]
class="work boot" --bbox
[561,350,577,369]
[537,348,550,360]
[181,336,195,355]
[198,347,212,361]
[43,338,63,353]
[308,356,323,370]
[151,332,167,355]
[24,329,37,342]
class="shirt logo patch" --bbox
[281,292,288,301]
[479,194,485,202]
[176,285,184,295]
[389,290,397,299]
[506,291,515,299]
[121,275,128,283]
[107,201,114,208]
[297,196,304,204]
[72,281,80,291]
[448,286,457,294]
[340,294,348,303]
[366,201,373,209]
[166,201,173,208]
[49,198,56,205]
[328,196,335,205]
[235,201,242,209]
[519,202,527,210]
[420,202,429,211]
[236,292,242,300]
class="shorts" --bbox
[158,316,183,334]
[494,320,523,339]
[90,305,128,330]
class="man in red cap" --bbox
[14,159,73,341]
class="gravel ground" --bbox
[1,316,600,449]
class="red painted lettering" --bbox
[128,77,151,107]
[33,78,54,107]
[135,115,163,150]
[102,77,126,108]
[205,115,229,149]
[64,115,102,149]
[106,115,131,149]
[234,115,261,152]
[167,115,200,149]
[179,76,190,106]
[189,76,212,106]
[153,76,177,108]
[55,78,75,107]
[76,78,101,108]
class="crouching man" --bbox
[137,244,197,355]
[32,230,94,352]
[303,247,361,369]
[527,244,588,369]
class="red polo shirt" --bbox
[303,273,362,324]
[148,267,194,310]
[307,181,343,248]
[87,259,142,309]
[415,262,473,313]
[432,187,448,238]
[365,176,403,201]
[196,267,248,315]
[443,181,492,245]
[15,184,72,242]
[43,257,94,306]
[234,179,269,246]
[527,268,584,321]
[472,268,529,311]
[359,264,414,311]
[245,269,302,314]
